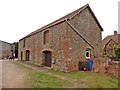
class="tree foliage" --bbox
[114,46,120,59]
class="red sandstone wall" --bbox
[19,7,103,72]
[93,57,119,78]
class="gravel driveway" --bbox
[2,59,29,88]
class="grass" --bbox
[13,61,70,88]
[13,61,119,88]
[48,69,119,88]
[48,69,90,79]
[27,70,69,88]
[86,73,118,88]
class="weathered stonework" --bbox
[19,4,103,72]
[0,40,14,59]
[92,57,119,78]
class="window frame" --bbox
[43,30,49,45]
[85,49,91,59]
[23,39,26,47]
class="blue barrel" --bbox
[88,60,93,71]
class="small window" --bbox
[85,49,90,59]
[109,44,111,47]
[43,30,49,44]
[23,39,26,47]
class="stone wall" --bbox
[18,6,103,72]
[0,41,13,59]
[92,57,119,78]
[107,61,119,78]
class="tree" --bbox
[13,42,18,58]
[114,46,120,59]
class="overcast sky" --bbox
[0,0,119,43]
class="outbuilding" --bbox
[19,4,103,72]
[0,40,15,59]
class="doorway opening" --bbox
[26,50,30,61]
[21,52,23,61]
[43,51,52,67]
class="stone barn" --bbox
[18,4,103,72]
[0,40,15,59]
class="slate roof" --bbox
[20,4,103,41]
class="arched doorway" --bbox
[43,51,52,67]
[26,50,30,61]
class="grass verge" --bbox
[48,69,118,88]
[13,61,70,88]
[13,61,119,88]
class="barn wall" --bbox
[19,22,70,72]
[65,8,102,71]
[0,41,13,59]
[18,7,102,72]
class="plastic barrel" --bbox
[88,60,93,71]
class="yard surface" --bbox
[2,60,29,88]
[1,60,119,88]
[0,60,2,89]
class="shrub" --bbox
[114,46,120,59]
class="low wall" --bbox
[92,57,119,78]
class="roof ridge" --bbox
[69,4,89,19]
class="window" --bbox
[23,39,26,47]
[85,49,91,59]
[43,30,49,44]
[109,44,111,47]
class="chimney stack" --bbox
[114,31,117,36]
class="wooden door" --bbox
[44,51,52,67]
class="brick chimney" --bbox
[114,31,117,36]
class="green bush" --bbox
[115,46,120,59]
